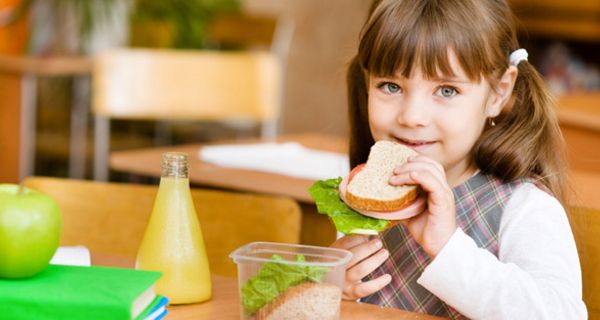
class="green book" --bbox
[0,264,162,320]
[138,295,169,320]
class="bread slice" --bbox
[346,141,419,211]
[255,282,342,320]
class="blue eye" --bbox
[379,82,401,94]
[436,86,458,97]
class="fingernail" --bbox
[374,239,382,248]
[380,249,389,259]
[384,274,392,283]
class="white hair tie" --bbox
[509,48,528,66]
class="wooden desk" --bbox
[167,276,443,320]
[93,253,443,320]
[110,133,348,203]
[556,93,600,174]
[111,133,346,246]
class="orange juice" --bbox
[136,153,211,304]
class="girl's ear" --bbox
[485,66,518,118]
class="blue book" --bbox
[140,295,169,320]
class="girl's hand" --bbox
[390,155,457,258]
[330,235,392,300]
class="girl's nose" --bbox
[397,96,430,127]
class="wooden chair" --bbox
[23,176,301,277]
[207,13,294,68]
[91,48,282,181]
[568,207,600,319]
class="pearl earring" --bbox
[489,118,496,127]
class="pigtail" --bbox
[473,61,568,205]
[347,56,374,168]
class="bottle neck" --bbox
[161,152,189,179]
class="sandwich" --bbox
[309,140,425,235]
[241,254,342,320]
[255,282,341,320]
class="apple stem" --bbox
[17,184,25,196]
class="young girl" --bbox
[332,0,587,318]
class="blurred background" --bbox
[0,0,598,183]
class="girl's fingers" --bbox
[390,166,446,192]
[343,274,392,300]
[408,170,453,210]
[391,169,451,208]
[331,234,370,251]
[337,239,390,300]
[393,160,445,185]
[389,171,414,186]
[346,247,389,283]
[409,155,445,176]
[343,238,383,269]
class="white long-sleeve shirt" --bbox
[417,183,587,319]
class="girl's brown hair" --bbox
[348,0,568,205]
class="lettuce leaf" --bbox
[241,254,330,315]
[308,177,389,234]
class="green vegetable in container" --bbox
[241,254,329,316]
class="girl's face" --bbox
[367,52,506,186]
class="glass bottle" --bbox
[136,152,212,304]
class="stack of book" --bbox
[0,264,168,320]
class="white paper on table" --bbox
[199,142,350,181]
[50,245,91,266]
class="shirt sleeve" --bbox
[416,183,587,319]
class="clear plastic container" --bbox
[230,242,352,320]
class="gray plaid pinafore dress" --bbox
[361,172,524,319]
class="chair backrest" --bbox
[568,206,600,318]
[206,13,294,139]
[91,48,282,180]
[207,13,295,66]
[93,49,281,121]
[23,176,301,277]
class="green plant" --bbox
[2,0,240,52]
[130,0,240,49]
[3,0,121,53]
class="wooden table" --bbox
[93,253,443,320]
[111,133,348,204]
[556,93,600,175]
[111,133,346,246]
[167,276,443,320]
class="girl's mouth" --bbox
[395,138,436,148]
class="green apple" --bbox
[0,184,62,278]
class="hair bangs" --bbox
[358,0,496,82]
